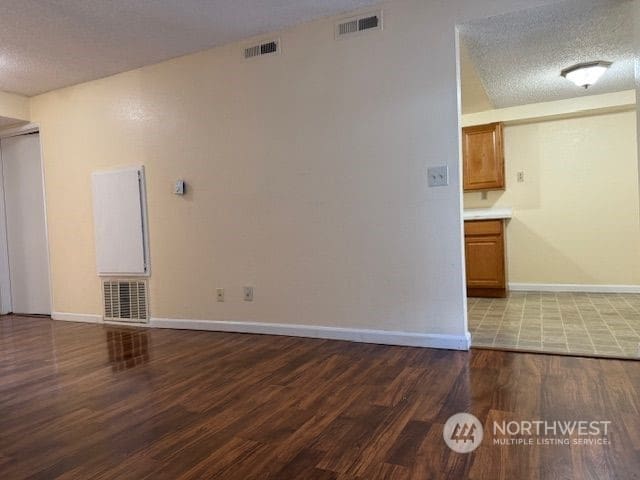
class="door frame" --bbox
[0,123,53,315]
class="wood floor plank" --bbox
[0,315,639,479]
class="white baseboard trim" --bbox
[150,317,471,351]
[49,312,470,350]
[509,283,640,294]
[52,312,103,324]
[104,320,149,328]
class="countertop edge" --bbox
[463,208,513,221]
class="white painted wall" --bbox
[30,0,562,345]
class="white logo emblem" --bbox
[443,413,484,453]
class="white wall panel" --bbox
[91,166,148,275]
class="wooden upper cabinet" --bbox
[462,122,505,192]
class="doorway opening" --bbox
[0,122,51,316]
[457,0,639,359]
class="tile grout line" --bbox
[556,294,570,353]
[468,297,494,346]
[611,295,640,355]
[602,295,625,352]
[491,297,510,348]
[571,293,596,354]
[580,294,603,354]
[515,294,526,348]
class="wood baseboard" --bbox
[467,287,507,298]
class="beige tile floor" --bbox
[468,292,640,359]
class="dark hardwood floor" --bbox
[0,315,639,479]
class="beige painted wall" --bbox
[0,90,30,121]
[30,0,562,336]
[465,110,640,285]
[460,43,493,114]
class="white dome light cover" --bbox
[561,61,613,89]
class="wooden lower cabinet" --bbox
[464,219,507,298]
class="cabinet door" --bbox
[463,122,504,191]
[464,220,505,289]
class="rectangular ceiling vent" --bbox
[336,11,382,39]
[103,280,148,323]
[244,39,280,59]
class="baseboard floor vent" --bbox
[244,39,280,59]
[336,11,382,39]
[103,280,148,323]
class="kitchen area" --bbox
[459,0,640,359]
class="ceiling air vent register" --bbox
[103,280,148,323]
[244,39,279,59]
[336,11,382,39]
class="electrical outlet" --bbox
[216,288,224,302]
[243,286,254,302]
[427,166,449,187]
[517,171,525,183]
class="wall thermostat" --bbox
[174,179,185,195]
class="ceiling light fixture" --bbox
[561,61,612,89]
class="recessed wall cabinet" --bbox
[464,219,507,298]
[462,122,505,191]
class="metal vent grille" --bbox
[244,39,279,59]
[358,15,379,31]
[103,280,148,323]
[336,12,382,39]
[244,45,261,59]
[261,41,278,55]
[338,20,358,36]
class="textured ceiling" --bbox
[459,0,635,109]
[0,0,380,97]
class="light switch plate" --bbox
[174,179,185,195]
[427,166,449,187]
